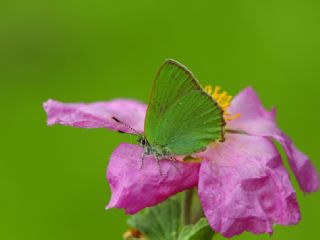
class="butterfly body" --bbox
[138,135,169,158]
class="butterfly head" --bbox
[138,135,149,147]
[138,136,171,157]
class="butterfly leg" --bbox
[154,154,163,176]
[168,156,180,172]
[139,152,145,169]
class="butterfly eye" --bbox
[138,137,146,145]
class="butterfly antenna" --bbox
[112,117,142,135]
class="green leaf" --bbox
[127,198,181,240]
[178,218,213,240]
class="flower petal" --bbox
[106,143,200,214]
[43,99,147,133]
[198,134,300,238]
[228,87,319,193]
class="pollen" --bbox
[205,85,240,121]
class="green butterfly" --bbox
[113,59,225,170]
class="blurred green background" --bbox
[1,0,319,239]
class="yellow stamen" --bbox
[205,85,240,121]
[213,86,221,99]
[205,85,213,94]
[225,113,241,121]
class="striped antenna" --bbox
[112,117,142,135]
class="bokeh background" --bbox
[1,0,319,239]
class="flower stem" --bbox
[183,189,193,225]
[192,207,204,224]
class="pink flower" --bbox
[43,87,318,238]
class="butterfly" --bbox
[113,59,225,171]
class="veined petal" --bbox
[228,87,319,193]
[43,99,147,134]
[106,143,200,214]
[198,134,300,238]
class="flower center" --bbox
[205,85,240,121]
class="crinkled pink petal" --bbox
[43,99,147,134]
[198,134,300,238]
[106,143,200,214]
[228,87,319,193]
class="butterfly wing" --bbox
[144,59,225,156]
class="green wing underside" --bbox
[144,59,225,156]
